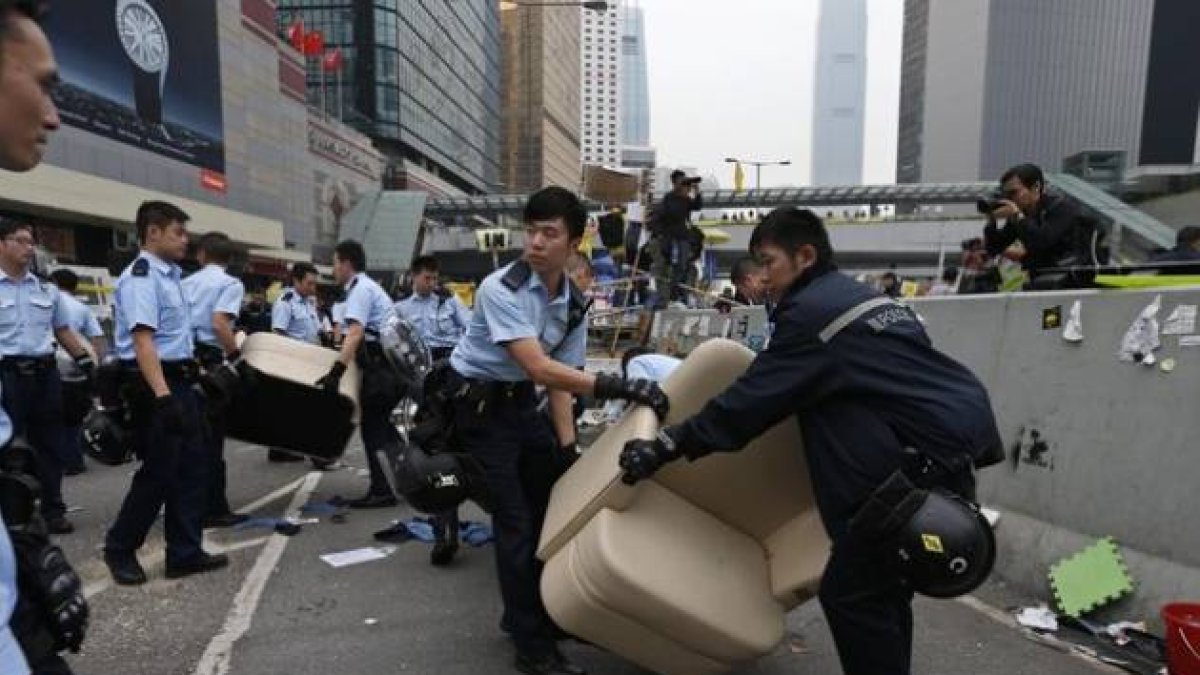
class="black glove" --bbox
[73,353,95,382]
[619,429,683,485]
[557,442,580,473]
[199,362,242,409]
[29,542,88,653]
[154,394,192,436]
[593,373,669,420]
[315,361,347,393]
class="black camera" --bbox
[975,190,1005,215]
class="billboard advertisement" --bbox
[44,0,226,176]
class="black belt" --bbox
[446,367,536,405]
[0,355,55,376]
[119,359,200,381]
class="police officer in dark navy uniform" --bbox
[102,201,228,585]
[620,207,1003,675]
[447,187,670,675]
[316,240,403,508]
[182,232,249,528]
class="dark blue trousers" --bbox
[453,389,558,655]
[105,376,207,566]
[1,364,66,519]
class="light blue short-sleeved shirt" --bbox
[626,354,682,382]
[341,273,395,338]
[113,252,195,361]
[393,292,471,349]
[450,261,586,382]
[58,292,103,339]
[0,401,30,675]
[271,288,321,344]
[0,271,70,357]
[182,264,244,348]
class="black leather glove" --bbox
[73,353,95,381]
[619,429,683,485]
[315,361,347,393]
[557,442,580,473]
[593,373,669,420]
[154,394,192,436]
[30,542,88,652]
[199,362,242,409]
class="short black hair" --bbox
[621,346,654,376]
[730,256,761,285]
[48,268,78,292]
[290,261,318,283]
[197,231,234,265]
[334,239,366,272]
[0,217,32,239]
[1000,163,1045,190]
[749,207,834,266]
[670,170,686,184]
[411,255,439,275]
[524,186,587,240]
[135,201,189,242]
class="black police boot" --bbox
[345,492,398,509]
[514,647,587,675]
[44,514,75,535]
[165,552,229,579]
[104,550,147,586]
[430,518,459,567]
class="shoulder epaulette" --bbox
[280,291,294,302]
[131,258,149,277]
[501,260,532,291]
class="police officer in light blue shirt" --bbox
[271,262,322,345]
[103,201,229,586]
[182,232,248,528]
[314,240,403,508]
[445,187,669,675]
[394,255,471,361]
[47,269,105,356]
[0,219,94,537]
[47,269,106,476]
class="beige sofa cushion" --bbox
[240,332,362,423]
[551,481,784,664]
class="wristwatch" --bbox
[115,0,169,124]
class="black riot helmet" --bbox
[82,409,134,466]
[891,489,996,598]
[375,442,493,514]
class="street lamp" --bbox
[499,1,609,10]
[723,157,792,193]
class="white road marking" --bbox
[193,471,323,675]
[80,473,312,599]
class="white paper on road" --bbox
[1015,606,1059,632]
[1162,304,1197,335]
[320,546,397,568]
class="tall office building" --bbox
[502,3,583,193]
[580,1,623,168]
[619,2,655,170]
[1139,0,1200,168]
[811,0,868,186]
[278,1,502,195]
[897,0,1153,183]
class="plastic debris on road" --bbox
[1016,606,1059,632]
[319,546,399,568]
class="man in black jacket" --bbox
[619,207,1002,675]
[984,163,1103,289]
[652,170,703,305]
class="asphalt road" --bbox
[45,438,1115,675]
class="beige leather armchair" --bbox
[537,339,831,675]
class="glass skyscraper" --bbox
[620,3,650,149]
[278,0,502,194]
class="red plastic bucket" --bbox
[1163,603,1200,675]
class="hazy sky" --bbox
[638,0,903,188]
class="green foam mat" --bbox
[1048,537,1134,617]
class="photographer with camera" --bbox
[652,170,704,306]
[981,163,1104,290]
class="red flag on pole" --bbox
[303,30,325,57]
[322,47,344,73]
[285,19,305,52]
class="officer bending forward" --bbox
[620,208,1003,675]
[448,187,668,675]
